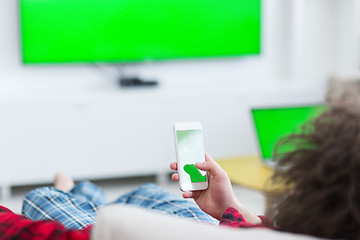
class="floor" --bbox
[0,175,266,216]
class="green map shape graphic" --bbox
[184,164,206,182]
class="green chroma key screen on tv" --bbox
[19,0,261,64]
[252,105,327,160]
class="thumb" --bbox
[195,153,226,178]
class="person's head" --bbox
[266,105,360,240]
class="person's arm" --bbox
[220,207,274,228]
[170,153,261,224]
[0,206,91,240]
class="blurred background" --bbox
[0,0,359,206]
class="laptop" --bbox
[250,104,327,168]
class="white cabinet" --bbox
[0,90,253,198]
[0,103,164,183]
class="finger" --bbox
[195,153,225,177]
[182,191,195,199]
[182,191,201,201]
[169,162,178,170]
[171,172,179,181]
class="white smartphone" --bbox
[173,122,208,191]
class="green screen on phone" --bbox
[176,130,207,183]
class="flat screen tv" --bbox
[19,0,261,64]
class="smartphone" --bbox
[173,122,208,191]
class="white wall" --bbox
[288,0,360,81]
[332,0,360,76]
[0,0,358,91]
[0,0,273,92]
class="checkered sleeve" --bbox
[113,183,219,225]
[219,207,274,229]
[0,205,91,240]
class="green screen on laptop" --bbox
[251,105,327,161]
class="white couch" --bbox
[92,205,321,240]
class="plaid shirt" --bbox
[0,206,91,240]
[220,207,274,229]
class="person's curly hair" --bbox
[266,106,360,240]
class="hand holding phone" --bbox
[173,122,208,191]
[171,149,261,223]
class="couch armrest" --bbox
[91,205,320,240]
